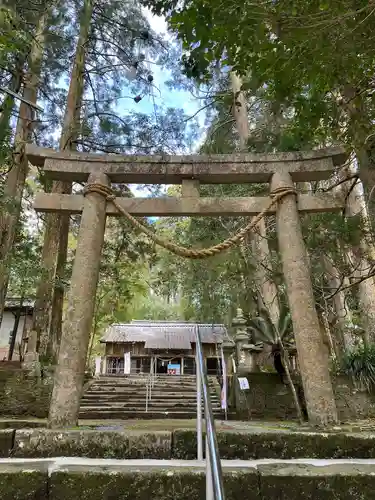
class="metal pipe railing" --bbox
[195,325,225,500]
[145,358,156,412]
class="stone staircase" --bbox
[79,374,224,419]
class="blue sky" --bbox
[124,9,205,130]
[27,8,205,232]
[125,9,207,197]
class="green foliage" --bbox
[341,344,375,392]
[247,306,294,351]
[142,0,375,178]
[3,0,373,366]
[7,227,42,298]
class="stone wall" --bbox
[0,368,53,418]
[232,373,375,422]
[232,373,304,420]
[3,462,375,500]
[333,375,375,422]
[5,427,375,459]
[1,366,375,422]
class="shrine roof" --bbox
[100,320,229,349]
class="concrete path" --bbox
[1,457,375,473]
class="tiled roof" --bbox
[100,320,228,350]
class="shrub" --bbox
[341,344,375,392]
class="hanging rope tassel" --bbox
[83,183,297,260]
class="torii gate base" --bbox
[28,145,346,428]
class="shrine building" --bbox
[97,320,230,376]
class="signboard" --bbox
[167,363,181,375]
[238,377,250,390]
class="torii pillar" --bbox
[271,172,338,426]
[48,172,109,428]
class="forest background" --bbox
[1,0,375,366]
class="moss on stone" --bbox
[0,429,14,457]
[13,429,172,459]
[49,469,259,500]
[172,429,375,460]
[0,420,45,430]
[258,463,375,499]
[0,370,52,419]
[233,373,303,421]
[0,471,48,500]
[9,426,375,461]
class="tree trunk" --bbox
[341,85,375,226]
[8,296,24,360]
[301,179,354,354]
[230,72,279,324]
[0,15,47,327]
[251,220,279,323]
[230,72,249,151]
[47,223,68,361]
[277,335,304,423]
[0,55,25,149]
[32,0,93,360]
[322,254,355,352]
[342,162,375,343]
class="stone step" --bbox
[96,375,213,381]
[82,375,220,420]
[81,397,220,404]
[88,385,210,392]
[95,378,218,386]
[78,410,221,419]
[83,389,218,396]
[85,388,217,395]
[85,390,218,398]
[81,401,220,408]
[1,458,375,500]
[82,393,219,401]
[99,375,216,380]
[92,377,217,383]
[79,404,222,411]
[80,401,220,408]
[79,405,221,412]
[87,391,207,396]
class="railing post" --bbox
[145,379,149,412]
[206,434,214,500]
[196,349,203,461]
[195,324,225,500]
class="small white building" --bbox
[0,298,34,360]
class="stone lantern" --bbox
[221,337,235,358]
[232,307,262,373]
[23,329,41,377]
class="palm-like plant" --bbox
[341,344,375,392]
[247,305,294,378]
[248,306,304,423]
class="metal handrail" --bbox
[145,358,156,412]
[195,325,225,500]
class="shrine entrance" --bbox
[27,145,347,428]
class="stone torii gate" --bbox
[27,145,346,428]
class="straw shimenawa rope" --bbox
[83,183,297,260]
